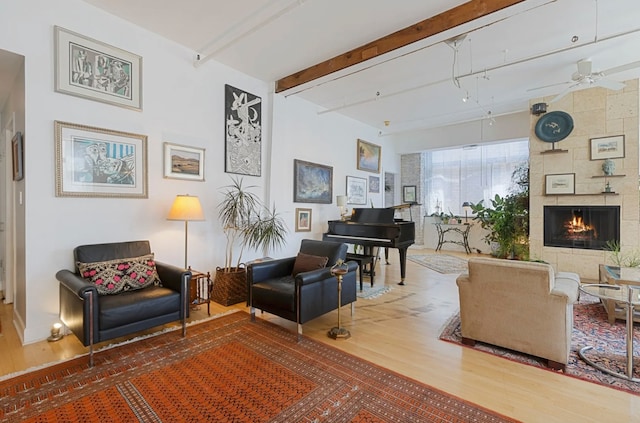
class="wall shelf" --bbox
[544,192,619,196]
[540,149,568,155]
[591,174,626,178]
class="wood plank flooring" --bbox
[1,248,639,422]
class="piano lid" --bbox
[351,208,395,224]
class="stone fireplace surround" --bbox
[530,80,639,281]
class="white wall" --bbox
[0,0,395,342]
[270,94,399,258]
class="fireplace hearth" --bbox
[544,206,620,250]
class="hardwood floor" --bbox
[1,248,639,422]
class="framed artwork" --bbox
[545,173,575,195]
[54,121,148,198]
[590,135,625,160]
[54,26,142,110]
[295,208,312,232]
[11,132,23,181]
[225,84,262,176]
[357,139,381,173]
[369,175,380,193]
[403,185,417,203]
[294,159,333,203]
[346,176,367,205]
[163,142,205,181]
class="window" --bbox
[424,139,529,215]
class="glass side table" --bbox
[579,283,640,382]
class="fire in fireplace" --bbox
[544,206,620,250]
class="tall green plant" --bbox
[470,162,529,259]
[218,177,287,271]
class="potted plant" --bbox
[470,163,529,259]
[213,176,288,305]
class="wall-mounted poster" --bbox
[346,176,367,205]
[54,26,142,110]
[357,139,381,173]
[369,175,380,193]
[54,121,147,198]
[294,159,333,203]
[225,84,262,176]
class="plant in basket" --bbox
[214,176,288,305]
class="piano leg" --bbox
[398,247,408,285]
[384,247,390,265]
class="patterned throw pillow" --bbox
[77,254,161,295]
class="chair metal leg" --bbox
[250,307,256,321]
[351,302,355,315]
[88,290,94,368]
[297,323,303,341]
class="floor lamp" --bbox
[167,195,205,269]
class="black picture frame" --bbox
[403,185,417,203]
[12,132,23,181]
[293,159,333,203]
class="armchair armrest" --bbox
[296,260,358,286]
[56,269,98,298]
[155,261,190,293]
[248,257,296,284]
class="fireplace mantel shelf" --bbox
[545,192,619,196]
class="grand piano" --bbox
[323,206,415,285]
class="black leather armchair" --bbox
[248,239,358,337]
[56,240,191,366]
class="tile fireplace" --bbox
[543,205,620,250]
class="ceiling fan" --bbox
[529,59,640,103]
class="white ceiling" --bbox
[8,0,640,137]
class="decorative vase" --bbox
[602,158,615,176]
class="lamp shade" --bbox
[336,195,347,207]
[167,195,205,221]
[462,201,472,210]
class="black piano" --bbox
[323,206,415,285]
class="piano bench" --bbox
[346,253,375,291]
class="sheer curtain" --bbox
[424,139,529,215]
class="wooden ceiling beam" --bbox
[275,0,525,93]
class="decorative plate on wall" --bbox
[535,111,574,143]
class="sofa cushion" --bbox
[98,285,180,330]
[292,252,328,276]
[77,254,161,295]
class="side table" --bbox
[579,283,640,382]
[188,268,212,316]
[434,223,472,254]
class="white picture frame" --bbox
[163,143,205,181]
[346,176,367,205]
[545,173,575,195]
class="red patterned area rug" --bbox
[440,295,640,396]
[0,311,519,423]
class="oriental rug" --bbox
[356,284,393,299]
[0,311,519,423]
[408,254,468,274]
[440,295,640,395]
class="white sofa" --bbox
[456,257,580,371]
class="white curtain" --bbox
[424,139,529,215]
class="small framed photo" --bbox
[54,26,142,110]
[545,173,575,195]
[11,132,23,181]
[295,208,312,232]
[369,175,380,193]
[357,139,381,173]
[403,185,417,203]
[54,121,148,198]
[590,135,625,160]
[346,176,367,205]
[163,143,205,181]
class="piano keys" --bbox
[323,207,415,285]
